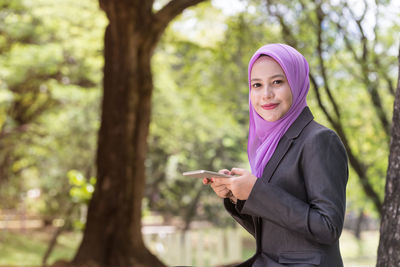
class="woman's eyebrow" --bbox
[251,74,285,81]
[269,74,285,79]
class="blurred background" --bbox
[0,0,399,266]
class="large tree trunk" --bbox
[70,0,206,266]
[376,45,400,266]
[73,11,161,267]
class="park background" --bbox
[0,0,399,266]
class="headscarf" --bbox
[247,44,310,177]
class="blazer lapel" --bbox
[261,107,314,183]
[262,136,293,183]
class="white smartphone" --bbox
[182,170,232,179]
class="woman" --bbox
[204,44,348,266]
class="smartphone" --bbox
[182,170,232,179]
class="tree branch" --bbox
[372,0,379,51]
[153,0,207,34]
[372,2,396,96]
[371,1,394,96]
[315,3,341,120]
[345,2,368,62]
[339,1,391,138]
[335,22,360,62]
[265,0,297,48]
[310,73,382,215]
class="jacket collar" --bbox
[284,106,314,140]
[261,106,314,181]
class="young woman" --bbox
[204,44,348,267]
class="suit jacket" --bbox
[224,107,348,267]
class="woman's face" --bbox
[250,56,293,122]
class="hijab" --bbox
[247,44,310,177]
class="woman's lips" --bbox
[261,103,279,110]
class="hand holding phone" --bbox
[197,169,234,199]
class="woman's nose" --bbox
[263,86,274,98]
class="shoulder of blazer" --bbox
[260,106,314,181]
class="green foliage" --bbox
[68,170,95,204]
[145,7,283,226]
[0,0,105,221]
[67,170,95,229]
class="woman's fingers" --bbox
[203,178,212,184]
[230,168,246,176]
[213,177,232,185]
[211,183,232,197]
[207,168,255,200]
[218,169,231,175]
[217,188,230,197]
[211,182,226,190]
[219,188,232,198]
[204,169,239,199]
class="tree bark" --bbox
[70,0,206,266]
[376,45,400,266]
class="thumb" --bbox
[230,168,246,176]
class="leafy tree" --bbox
[0,0,105,222]
[70,0,208,266]
[0,0,59,189]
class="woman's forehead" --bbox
[251,55,285,75]
[254,55,274,63]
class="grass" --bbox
[0,228,379,267]
[340,230,380,267]
[0,229,81,266]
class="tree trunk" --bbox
[354,208,364,240]
[73,17,161,267]
[376,45,400,266]
[70,1,206,266]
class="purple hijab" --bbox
[248,44,310,177]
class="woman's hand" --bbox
[203,169,233,199]
[213,168,257,200]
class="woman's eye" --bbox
[273,80,283,85]
[252,83,262,89]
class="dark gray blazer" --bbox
[224,107,348,267]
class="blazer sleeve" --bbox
[241,129,348,245]
[223,198,256,237]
